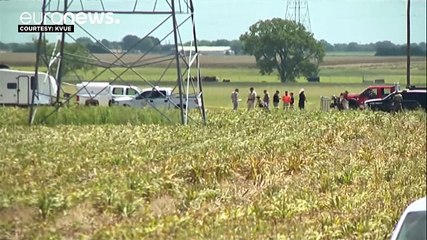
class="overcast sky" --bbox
[0,0,425,44]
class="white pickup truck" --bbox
[112,87,201,109]
[75,82,141,106]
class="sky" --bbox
[0,0,426,45]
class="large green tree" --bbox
[240,18,324,82]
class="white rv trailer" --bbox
[0,69,57,106]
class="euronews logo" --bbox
[18,12,120,33]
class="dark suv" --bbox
[364,89,426,112]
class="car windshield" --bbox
[383,92,395,100]
[396,211,426,240]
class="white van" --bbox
[0,69,57,106]
[75,82,141,106]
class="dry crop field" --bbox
[0,108,426,239]
[0,52,426,238]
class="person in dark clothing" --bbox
[298,89,306,110]
[273,90,280,109]
[290,92,295,109]
[263,90,270,111]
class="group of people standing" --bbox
[231,87,307,111]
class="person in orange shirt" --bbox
[282,91,291,110]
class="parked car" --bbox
[112,87,201,109]
[390,196,426,240]
[365,89,426,112]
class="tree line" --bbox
[320,40,426,56]
[0,36,425,56]
[0,35,170,54]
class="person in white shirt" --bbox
[247,87,257,110]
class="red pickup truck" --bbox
[331,85,398,109]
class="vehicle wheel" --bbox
[0,64,9,69]
[85,99,99,106]
[349,100,358,110]
[175,104,187,109]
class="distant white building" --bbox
[180,46,234,55]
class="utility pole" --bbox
[406,0,411,88]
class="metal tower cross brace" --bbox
[30,0,206,125]
[285,0,311,32]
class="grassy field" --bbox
[2,54,425,81]
[54,81,377,111]
[0,52,422,67]
[53,82,395,111]
[0,108,426,239]
[2,53,426,84]
[202,82,372,110]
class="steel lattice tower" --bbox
[30,0,206,125]
[285,0,311,32]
